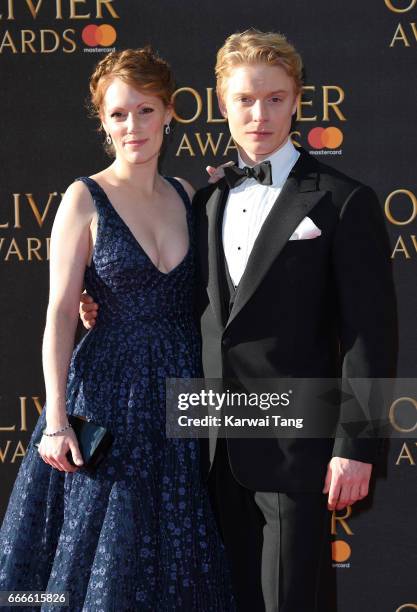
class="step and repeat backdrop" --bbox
[0,1,416,610]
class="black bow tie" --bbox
[223,161,272,189]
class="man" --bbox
[193,29,397,612]
[81,30,397,612]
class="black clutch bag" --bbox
[34,414,113,470]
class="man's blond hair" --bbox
[215,29,303,98]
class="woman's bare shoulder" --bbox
[59,180,96,219]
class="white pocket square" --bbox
[289,217,322,241]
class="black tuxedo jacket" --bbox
[193,148,398,492]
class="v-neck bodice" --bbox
[76,175,195,328]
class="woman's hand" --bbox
[206,161,235,184]
[38,427,84,472]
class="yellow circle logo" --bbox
[332,539,351,562]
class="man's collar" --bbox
[237,138,300,187]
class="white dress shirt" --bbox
[222,138,300,287]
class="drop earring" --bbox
[106,134,112,145]
[164,124,171,135]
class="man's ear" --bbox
[217,91,227,119]
[292,92,300,116]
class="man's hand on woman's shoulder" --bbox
[206,161,235,184]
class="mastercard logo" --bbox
[332,539,351,562]
[82,24,117,47]
[308,126,344,150]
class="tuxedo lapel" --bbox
[206,179,229,327]
[225,150,327,329]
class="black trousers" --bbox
[208,439,333,612]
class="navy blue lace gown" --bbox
[0,177,235,611]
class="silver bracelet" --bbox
[42,423,72,437]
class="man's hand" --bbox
[79,292,98,329]
[323,457,372,511]
[206,161,235,184]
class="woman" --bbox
[0,48,234,611]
